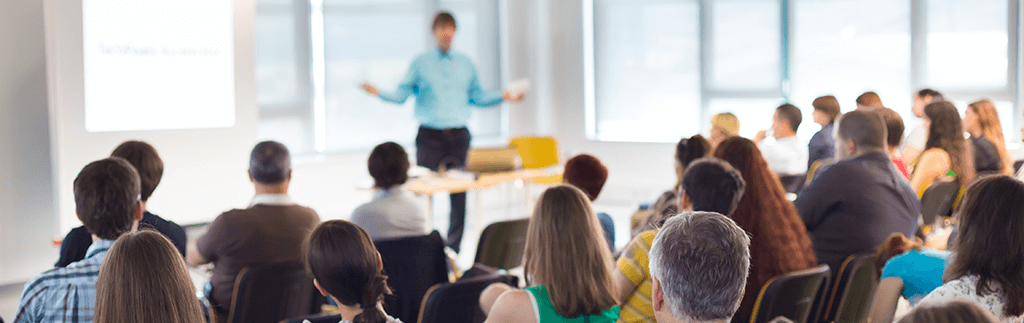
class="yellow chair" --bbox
[509,136,562,184]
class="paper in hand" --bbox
[506,78,531,97]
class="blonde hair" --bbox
[712,113,740,136]
[968,100,1013,175]
[94,230,205,323]
[524,185,618,317]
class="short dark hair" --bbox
[676,135,711,170]
[563,154,609,201]
[775,104,802,132]
[917,89,944,102]
[75,157,141,240]
[812,96,841,122]
[681,158,746,216]
[837,110,887,151]
[249,141,291,184]
[368,142,410,189]
[874,107,905,147]
[111,141,163,202]
[432,12,456,30]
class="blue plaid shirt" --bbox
[15,239,113,323]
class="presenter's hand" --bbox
[502,92,525,103]
[754,130,768,142]
[361,83,379,96]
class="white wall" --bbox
[0,0,60,286]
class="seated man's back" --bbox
[352,188,428,240]
[197,200,320,309]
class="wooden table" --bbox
[403,168,562,222]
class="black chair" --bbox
[375,231,449,323]
[920,180,960,227]
[819,255,878,323]
[224,262,323,323]
[473,219,530,270]
[778,174,807,194]
[417,273,519,323]
[280,313,340,323]
[749,265,831,323]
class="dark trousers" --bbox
[416,126,471,252]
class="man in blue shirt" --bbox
[362,12,523,252]
[15,157,144,323]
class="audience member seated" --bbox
[562,154,615,251]
[856,91,884,110]
[868,233,950,323]
[15,158,144,323]
[713,138,818,322]
[615,158,745,323]
[709,112,740,149]
[909,101,976,196]
[187,141,321,318]
[305,220,402,323]
[57,141,187,267]
[649,212,751,323]
[899,300,999,323]
[902,89,945,163]
[479,185,619,323]
[94,230,205,323]
[875,107,912,179]
[918,175,1024,323]
[632,135,711,237]
[795,110,920,276]
[352,142,429,240]
[964,100,1013,176]
[754,104,808,176]
[809,95,841,169]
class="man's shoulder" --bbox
[23,260,101,294]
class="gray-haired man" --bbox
[650,211,751,323]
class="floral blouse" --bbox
[918,275,1023,323]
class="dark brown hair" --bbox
[75,157,140,240]
[897,300,998,323]
[306,220,392,323]
[812,95,841,122]
[917,89,945,102]
[923,101,975,186]
[111,141,163,202]
[563,154,608,201]
[676,134,712,169]
[775,104,803,132]
[837,110,887,151]
[874,232,921,277]
[874,107,905,148]
[368,142,409,189]
[946,175,1024,317]
[95,230,205,323]
[856,91,884,108]
[432,12,456,30]
[525,185,618,317]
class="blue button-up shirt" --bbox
[15,239,113,323]
[379,48,504,130]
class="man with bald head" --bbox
[794,111,920,275]
[187,141,320,318]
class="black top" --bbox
[56,211,187,267]
[971,135,1002,175]
[794,152,921,275]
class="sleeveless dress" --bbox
[524,285,620,323]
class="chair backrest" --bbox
[279,314,341,323]
[473,219,530,270]
[920,180,960,226]
[820,255,879,323]
[374,231,449,323]
[509,136,560,169]
[417,274,519,323]
[227,262,322,323]
[749,265,831,323]
[779,174,807,194]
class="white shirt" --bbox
[250,193,296,207]
[759,136,809,176]
[351,187,429,240]
[918,275,1023,323]
[903,123,928,154]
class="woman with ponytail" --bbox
[305,220,400,323]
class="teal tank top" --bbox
[524,285,620,323]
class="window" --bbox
[588,0,1021,143]
[256,0,503,155]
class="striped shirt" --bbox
[615,230,657,323]
[15,239,113,323]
